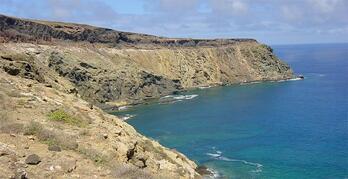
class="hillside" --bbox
[0,14,293,109]
[0,14,294,178]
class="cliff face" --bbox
[0,14,294,178]
[0,15,293,108]
[0,14,256,46]
[0,43,293,108]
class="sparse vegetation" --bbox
[48,109,86,127]
[23,121,43,135]
[260,44,273,52]
[78,147,108,165]
[0,122,24,134]
[23,121,78,150]
[16,99,27,106]
[79,129,89,136]
[112,164,156,179]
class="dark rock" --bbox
[195,165,213,176]
[48,145,61,152]
[0,149,12,157]
[80,62,96,69]
[25,154,41,165]
[0,14,256,46]
[126,142,137,161]
[14,168,28,179]
[44,84,52,88]
[3,66,20,76]
[1,55,13,61]
[1,59,45,83]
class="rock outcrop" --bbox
[0,14,294,178]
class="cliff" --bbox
[0,14,293,109]
[0,14,294,178]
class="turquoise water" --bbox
[114,44,348,178]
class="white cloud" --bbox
[309,0,342,13]
[209,0,248,15]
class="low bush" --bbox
[48,109,86,127]
[23,121,42,135]
[24,121,78,150]
[78,147,107,165]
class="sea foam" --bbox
[160,94,198,101]
[120,114,136,121]
[198,86,212,89]
[206,148,263,173]
[118,106,129,111]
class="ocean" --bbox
[113,43,348,178]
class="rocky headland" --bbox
[0,14,294,178]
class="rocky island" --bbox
[0,14,293,178]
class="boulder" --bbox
[25,154,41,165]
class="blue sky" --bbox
[1,0,347,44]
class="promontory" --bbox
[0,14,293,178]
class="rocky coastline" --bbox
[0,14,294,178]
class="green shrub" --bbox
[48,109,85,127]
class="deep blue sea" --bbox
[114,44,348,178]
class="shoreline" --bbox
[108,76,304,114]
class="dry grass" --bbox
[111,164,155,179]
[23,121,78,150]
[0,122,24,134]
[79,129,90,136]
[23,121,43,135]
[78,146,108,165]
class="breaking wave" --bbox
[120,114,136,121]
[198,86,212,89]
[118,106,129,111]
[159,94,198,104]
[161,94,198,100]
[277,77,303,83]
[206,147,263,173]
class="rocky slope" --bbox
[0,14,293,109]
[0,14,294,178]
[0,70,199,178]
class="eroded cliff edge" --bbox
[0,14,293,109]
[0,14,294,178]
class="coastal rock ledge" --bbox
[0,14,294,178]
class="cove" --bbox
[113,43,348,178]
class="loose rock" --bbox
[25,154,41,165]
